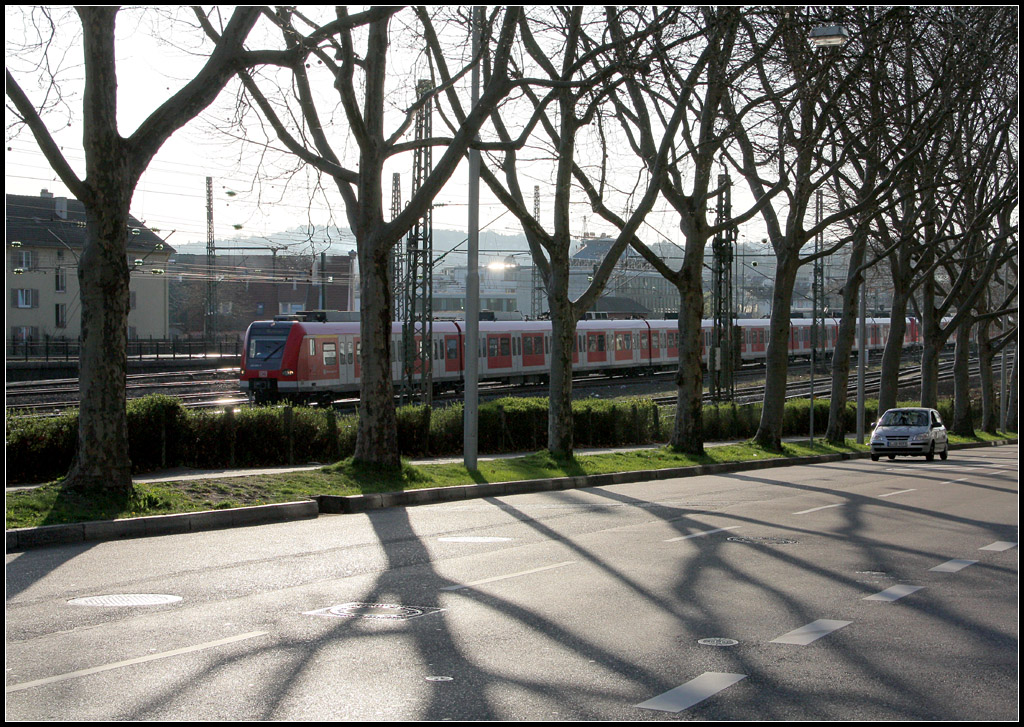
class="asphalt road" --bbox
[5,446,1018,720]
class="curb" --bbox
[6,499,318,552]
[6,440,1014,551]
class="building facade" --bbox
[6,190,172,343]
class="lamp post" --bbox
[808,22,849,447]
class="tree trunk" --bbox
[670,259,705,455]
[951,321,974,436]
[825,236,868,444]
[977,321,997,434]
[547,296,576,457]
[65,203,134,492]
[352,238,401,468]
[753,255,798,450]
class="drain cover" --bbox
[698,637,739,647]
[727,536,797,545]
[68,594,182,607]
[305,602,443,620]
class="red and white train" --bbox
[240,314,921,405]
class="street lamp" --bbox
[810,25,850,47]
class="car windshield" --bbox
[879,410,929,427]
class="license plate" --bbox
[889,441,907,447]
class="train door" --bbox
[486,333,512,370]
[586,331,607,364]
[444,334,462,374]
[523,333,546,368]
[614,330,633,362]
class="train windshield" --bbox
[246,330,290,368]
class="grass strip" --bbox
[5,432,1014,531]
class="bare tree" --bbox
[220,7,521,468]
[5,7,295,493]
[579,7,782,455]
[457,7,685,457]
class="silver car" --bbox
[870,407,949,461]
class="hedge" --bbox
[2,394,975,484]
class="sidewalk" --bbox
[7,439,1016,552]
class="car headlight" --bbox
[910,432,930,442]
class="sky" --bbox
[5,7,773,265]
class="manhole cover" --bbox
[698,637,739,647]
[68,594,182,607]
[305,602,444,620]
[727,536,797,545]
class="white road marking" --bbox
[664,526,741,542]
[438,536,512,543]
[864,584,923,602]
[929,559,977,573]
[793,503,843,515]
[440,561,575,591]
[877,488,916,498]
[980,541,1017,551]
[636,672,747,713]
[5,631,268,694]
[770,619,852,645]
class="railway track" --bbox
[6,350,986,418]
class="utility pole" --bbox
[205,177,216,344]
[464,8,482,470]
[710,170,735,402]
[401,79,434,405]
[390,172,403,321]
[531,185,544,318]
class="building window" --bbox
[14,250,38,270]
[12,289,39,308]
[55,266,66,293]
[130,290,137,310]
[55,303,67,329]
[12,326,38,341]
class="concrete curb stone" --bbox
[6,440,1014,551]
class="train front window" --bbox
[247,334,289,367]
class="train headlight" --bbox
[282,369,295,377]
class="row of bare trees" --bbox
[7,7,1017,494]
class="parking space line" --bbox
[664,526,741,542]
[980,541,1017,551]
[440,561,575,592]
[636,672,747,713]
[877,488,916,498]
[5,631,268,694]
[793,503,843,515]
[929,559,977,573]
[863,584,923,602]
[770,619,852,645]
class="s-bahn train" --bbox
[240,314,921,405]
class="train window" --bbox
[347,341,354,364]
[500,337,510,357]
[309,339,316,356]
[447,338,458,360]
[513,337,519,356]
[323,341,337,366]
[524,336,533,356]
[488,337,499,357]
[545,336,550,354]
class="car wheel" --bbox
[926,442,935,461]
[940,442,948,460]
[871,453,879,461]
[888,455,896,460]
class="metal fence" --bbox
[5,336,243,362]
